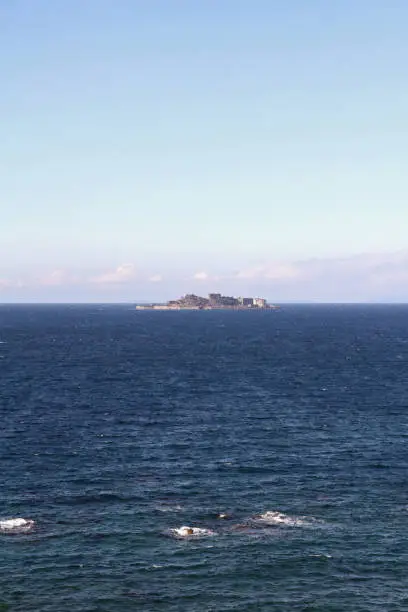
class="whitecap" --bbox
[0,518,35,532]
[157,504,183,513]
[169,525,216,538]
[253,511,316,527]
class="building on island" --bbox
[253,297,267,308]
[238,297,254,307]
[136,293,279,310]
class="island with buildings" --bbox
[136,293,279,310]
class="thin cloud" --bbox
[2,250,408,302]
[0,277,25,290]
[0,278,12,289]
[91,264,136,284]
[193,271,209,280]
[235,263,299,281]
[230,251,408,302]
[38,269,75,287]
[149,274,163,282]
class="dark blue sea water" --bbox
[1,305,408,611]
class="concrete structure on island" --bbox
[136,293,279,311]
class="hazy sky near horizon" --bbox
[1,1,408,301]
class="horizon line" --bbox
[2,301,408,306]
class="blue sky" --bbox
[1,0,408,302]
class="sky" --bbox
[1,0,408,302]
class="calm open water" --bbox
[1,305,408,611]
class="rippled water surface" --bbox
[1,304,408,611]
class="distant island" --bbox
[136,293,279,311]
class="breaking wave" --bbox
[168,525,216,538]
[253,511,318,527]
[156,504,184,513]
[0,518,35,533]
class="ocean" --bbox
[1,304,408,611]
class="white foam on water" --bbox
[169,525,216,538]
[157,504,184,513]
[254,511,317,527]
[0,518,35,532]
